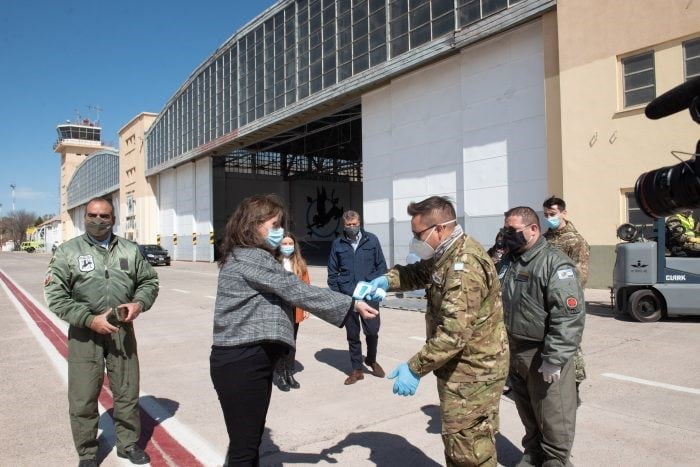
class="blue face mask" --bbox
[545,216,561,230]
[280,245,294,257]
[266,227,284,248]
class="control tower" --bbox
[53,118,111,239]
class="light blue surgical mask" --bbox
[266,227,284,248]
[280,245,295,257]
[545,216,561,230]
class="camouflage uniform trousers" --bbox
[438,377,505,467]
[574,347,586,383]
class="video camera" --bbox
[634,75,700,218]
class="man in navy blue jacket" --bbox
[328,210,388,385]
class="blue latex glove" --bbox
[387,362,420,396]
[365,275,389,302]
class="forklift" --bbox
[612,217,700,322]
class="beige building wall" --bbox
[118,112,158,244]
[555,0,700,287]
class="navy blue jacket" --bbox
[327,230,388,300]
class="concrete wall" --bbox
[363,20,547,266]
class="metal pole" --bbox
[10,184,16,212]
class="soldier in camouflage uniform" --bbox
[499,206,585,467]
[366,196,509,467]
[665,209,700,257]
[542,196,590,405]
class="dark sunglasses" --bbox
[86,213,112,220]
[500,224,534,236]
[412,224,436,240]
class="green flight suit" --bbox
[387,234,509,467]
[44,233,159,460]
[499,236,585,466]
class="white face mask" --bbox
[409,219,458,260]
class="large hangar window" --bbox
[147,0,529,172]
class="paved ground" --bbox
[1,251,699,466]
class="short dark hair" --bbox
[407,196,456,225]
[85,197,115,216]
[543,195,566,211]
[218,194,288,267]
[504,206,540,226]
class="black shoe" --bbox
[286,370,300,389]
[273,371,290,391]
[117,445,150,465]
[78,459,98,467]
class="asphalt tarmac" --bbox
[1,251,699,466]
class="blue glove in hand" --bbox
[365,275,389,302]
[387,362,420,396]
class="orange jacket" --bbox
[294,269,310,323]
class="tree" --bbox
[6,210,38,250]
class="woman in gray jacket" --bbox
[210,193,378,466]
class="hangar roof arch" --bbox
[145,0,554,176]
[66,149,119,209]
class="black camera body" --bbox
[634,75,700,218]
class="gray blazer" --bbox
[213,247,354,348]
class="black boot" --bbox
[273,370,290,391]
[286,370,300,389]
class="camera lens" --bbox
[635,157,700,218]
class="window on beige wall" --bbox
[622,52,655,108]
[624,191,654,232]
[684,37,700,81]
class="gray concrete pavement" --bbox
[1,251,699,466]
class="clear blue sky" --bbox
[0,0,276,218]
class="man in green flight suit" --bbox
[498,206,585,467]
[364,196,509,467]
[44,197,159,467]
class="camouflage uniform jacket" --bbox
[544,220,590,287]
[386,235,509,383]
[499,237,585,367]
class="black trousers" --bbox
[210,343,286,467]
[345,303,381,369]
[275,323,300,373]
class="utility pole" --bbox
[10,184,16,212]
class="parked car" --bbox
[20,241,44,253]
[138,244,171,266]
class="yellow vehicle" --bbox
[20,241,44,253]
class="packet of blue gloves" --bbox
[352,281,386,301]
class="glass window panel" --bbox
[369,0,385,13]
[624,53,654,73]
[483,0,507,16]
[409,1,430,28]
[310,76,323,93]
[391,35,409,56]
[624,72,654,91]
[432,0,454,17]
[354,53,369,73]
[370,45,386,65]
[433,11,454,38]
[370,26,386,49]
[353,0,368,20]
[684,38,700,80]
[338,11,352,30]
[324,54,337,70]
[391,0,408,18]
[324,70,337,87]
[339,27,352,47]
[311,60,323,79]
[339,0,351,12]
[457,0,480,26]
[354,35,369,55]
[391,15,408,36]
[310,44,322,62]
[625,87,655,107]
[686,57,700,80]
[339,45,353,64]
[370,9,386,30]
[353,18,369,37]
[310,12,322,31]
[339,62,353,80]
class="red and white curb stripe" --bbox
[0,269,223,466]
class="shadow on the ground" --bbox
[314,347,351,375]
[261,427,441,466]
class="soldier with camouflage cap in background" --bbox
[542,196,590,406]
[362,196,509,467]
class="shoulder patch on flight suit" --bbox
[557,268,575,280]
[566,296,578,309]
[516,271,530,282]
[453,262,464,271]
[120,258,129,270]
